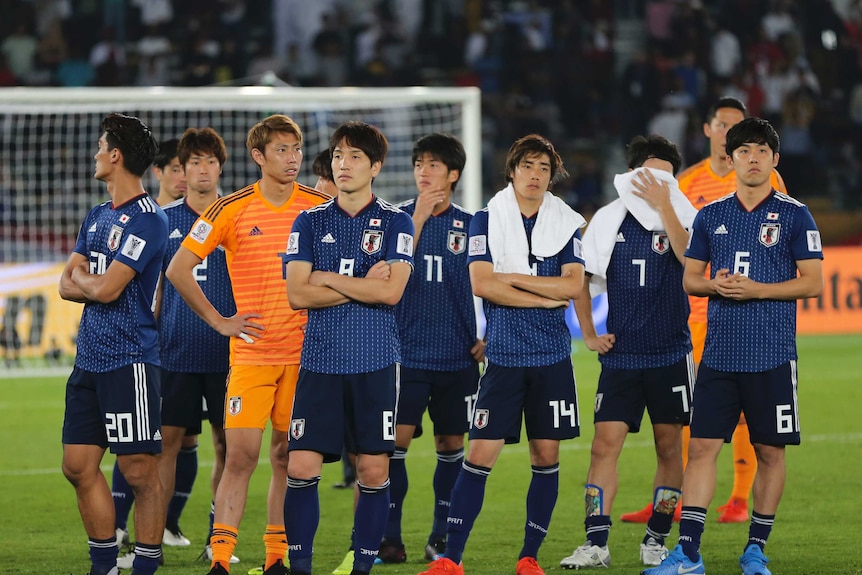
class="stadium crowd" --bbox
[1,0,861,220]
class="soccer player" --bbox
[558,135,695,570]
[59,113,166,575]
[112,137,197,554]
[312,148,339,198]
[621,97,789,525]
[153,127,239,565]
[420,134,585,575]
[378,133,484,564]
[166,114,330,575]
[643,118,823,575]
[283,121,414,575]
[152,138,188,206]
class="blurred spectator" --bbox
[135,24,171,86]
[311,11,348,86]
[56,44,94,86]
[2,21,38,83]
[0,55,17,87]
[710,26,741,81]
[89,26,126,86]
[761,0,797,42]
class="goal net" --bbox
[0,86,481,368]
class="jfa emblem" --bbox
[290,418,306,440]
[473,408,489,429]
[448,230,466,254]
[107,225,123,252]
[228,396,242,416]
[759,223,780,247]
[361,230,383,255]
[651,232,670,255]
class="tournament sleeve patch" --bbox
[806,230,822,252]
[286,232,300,255]
[121,234,147,261]
[469,234,487,256]
[397,232,414,257]
[189,220,213,244]
[573,237,584,260]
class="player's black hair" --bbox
[101,113,158,177]
[329,121,389,167]
[626,135,683,175]
[725,117,781,156]
[504,134,569,186]
[312,149,334,182]
[706,97,747,122]
[152,138,179,169]
[177,127,228,166]
[411,132,466,192]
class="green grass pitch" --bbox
[2,334,861,575]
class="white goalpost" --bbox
[0,86,482,367]
[0,86,482,262]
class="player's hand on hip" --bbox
[218,313,264,342]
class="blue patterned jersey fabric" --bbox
[467,208,584,367]
[159,198,235,373]
[73,194,168,372]
[285,196,415,374]
[685,190,823,372]
[602,213,691,369]
[395,200,476,370]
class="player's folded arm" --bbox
[468,260,551,308]
[506,261,584,301]
[322,260,413,306]
[72,259,137,303]
[285,260,350,310]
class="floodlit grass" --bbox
[3,335,861,574]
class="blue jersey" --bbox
[602,213,691,369]
[285,196,415,374]
[159,198,235,373]
[73,194,168,372]
[467,209,584,367]
[685,190,823,372]
[395,200,476,371]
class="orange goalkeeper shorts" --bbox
[224,364,299,432]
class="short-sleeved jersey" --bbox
[160,198,235,373]
[395,200,476,371]
[284,196,415,375]
[467,209,584,367]
[600,213,691,369]
[685,190,823,372]
[180,181,330,365]
[678,159,786,323]
[73,194,168,372]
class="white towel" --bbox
[487,184,586,274]
[584,168,698,297]
[613,167,697,232]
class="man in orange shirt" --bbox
[621,98,787,526]
[166,115,331,575]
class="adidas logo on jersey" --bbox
[321,233,336,243]
[88,223,98,232]
[169,228,183,239]
[153,429,162,441]
[616,232,625,242]
[714,224,728,235]
[249,226,263,236]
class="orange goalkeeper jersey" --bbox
[678,159,787,323]
[181,180,330,365]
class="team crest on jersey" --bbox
[107,225,123,251]
[652,232,670,254]
[286,232,299,255]
[190,220,213,243]
[290,418,305,440]
[362,230,383,254]
[448,230,466,254]
[473,408,489,429]
[759,223,780,247]
[228,396,242,416]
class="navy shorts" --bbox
[594,354,695,432]
[469,358,580,444]
[62,363,162,455]
[397,364,479,436]
[161,369,228,430]
[691,361,800,445]
[288,364,398,463]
